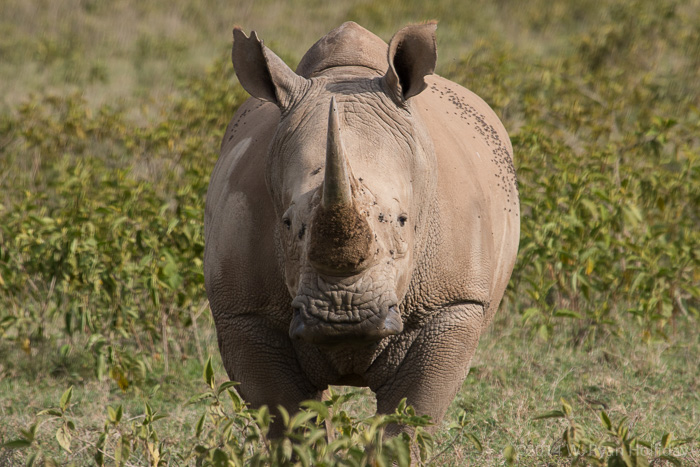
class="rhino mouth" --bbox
[288,273,403,345]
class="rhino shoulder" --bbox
[205,98,290,324]
[410,74,519,324]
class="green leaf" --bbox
[666,437,692,449]
[1,438,32,449]
[600,411,612,430]
[521,307,541,322]
[195,413,206,438]
[291,445,312,467]
[300,399,330,420]
[20,423,37,442]
[533,410,566,420]
[561,398,573,417]
[107,405,124,425]
[149,384,161,398]
[256,405,271,432]
[108,406,117,423]
[503,444,517,465]
[216,380,239,396]
[288,410,317,431]
[56,425,72,453]
[95,433,107,466]
[26,451,38,467]
[466,433,483,452]
[194,444,208,454]
[396,398,407,414]
[228,388,244,412]
[661,432,672,448]
[554,308,583,319]
[656,455,682,466]
[60,386,73,411]
[203,356,215,390]
[211,448,229,467]
[115,434,131,465]
[277,404,290,428]
[37,408,64,417]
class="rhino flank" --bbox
[204,21,519,435]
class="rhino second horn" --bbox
[322,96,353,208]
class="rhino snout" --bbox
[289,292,403,345]
[308,203,374,277]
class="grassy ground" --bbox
[1,0,699,465]
[446,313,700,465]
[1,313,698,465]
[5,0,695,111]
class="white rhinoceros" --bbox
[204,21,519,435]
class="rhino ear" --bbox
[232,28,308,111]
[383,22,437,104]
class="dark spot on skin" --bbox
[283,218,291,230]
[298,223,306,239]
[378,213,385,222]
[311,167,321,175]
[398,215,407,227]
[439,83,518,206]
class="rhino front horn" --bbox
[308,97,374,277]
[322,96,353,208]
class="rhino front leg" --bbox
[373,303,484,435]
[215,314,321,437]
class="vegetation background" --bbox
[0,0,698,465]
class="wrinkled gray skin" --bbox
[204,22,519,437]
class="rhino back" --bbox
[411,75,520,329]
[204,98,290,330]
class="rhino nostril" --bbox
[289,304,305,339]
[383,306,403,334]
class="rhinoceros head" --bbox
[232,23,438,345]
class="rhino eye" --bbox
[283,218,291,230]
[398,215,408,227]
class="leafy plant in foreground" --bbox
[2,357,438,466]
[184,356,434,466]
[534,398,693,466]
[1,387,76,466]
